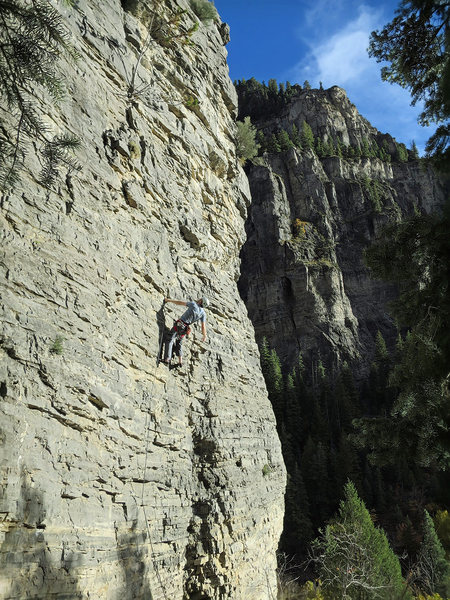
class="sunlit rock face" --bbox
[0,2,285,598]
[238,87,447,379]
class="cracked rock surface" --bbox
[239,89,447,379]
[0,1,285,598]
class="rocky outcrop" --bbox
[238,88,447,378]
[0,2,285,598]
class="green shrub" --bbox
[189,0,217,23]
[236,117,260,163]
[50,336,64,355]
[184,94,199,108]
[262,464,272,477]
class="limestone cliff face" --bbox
[0,2,285,598]
[238,87,447,378]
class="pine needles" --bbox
[0,0,80,191]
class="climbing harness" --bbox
[173,319,191,341]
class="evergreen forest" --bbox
[238,0,450,597]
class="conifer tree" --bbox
[315,137,325,157]
[410,140,419,159]
[373,467,386,514]
[312,481,406,600]
[375,330,389,363]
[370,140,379,158]
[285,370,302,440]
[325,138,335,157]
[301,438,330,526]
[281,465,313,555]
[268,78,278,96]
[368,0,449,169]
[335,435,361,497]
[290,124,301,148]
[266,133,281,153]
[396,515,422,558]
[434,510,450,560]
[381,139,392,162]
[362,138,371,158]
[356,204,450,469]
[285,80,293,98]
[0,0,80,190]
[362,459,374,507]
[259,338,283,422]
[301,121,315,150]
[415,510,450,597]
[277,129,294,152]
[267,77,279,112]
[303,80,311,90]
[256,129,266,154]
[396,142,409,162]
[334,363,359,432]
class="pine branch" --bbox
[39,134,81,188]
[0,0,79,191]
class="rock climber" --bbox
[163,296,209,367]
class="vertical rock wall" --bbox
[0,1,285,598]
[239,88,447,377]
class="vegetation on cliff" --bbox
[235,78,415,164]
[0,0,80,190]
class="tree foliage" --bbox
[235,77,303,121]
[311,481,406,600]
[301,121,315,150]
[0,0,80,190]
[189,0,217,24]
[353,0,450,467]
[235,116,260,163]
[258,336,448,575]
[354,206,450,470]
[368,0,450,169]
[434,510,450,561]
[415,511,450,597]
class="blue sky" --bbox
[213,0,433,154]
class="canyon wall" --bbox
[238,86,446,379]
[0,2,285,598]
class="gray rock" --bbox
[0,1,285,598]
[239,89,447,380]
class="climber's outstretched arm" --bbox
[164,298,187,307]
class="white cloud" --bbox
[293,6,382,87]
[303,0,348,29]
[315,30,371,85]
[287,3,433,154]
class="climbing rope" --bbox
[137,300,170,600]
[116,299,215,599]
[113,299,170,600]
